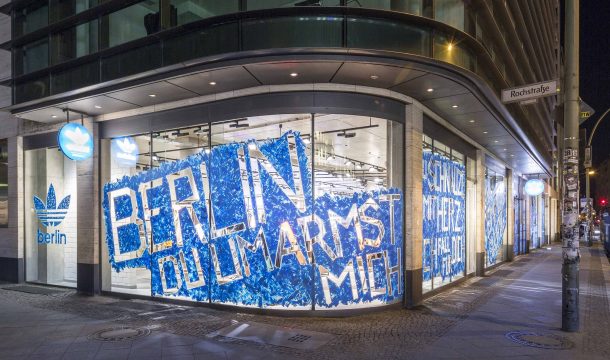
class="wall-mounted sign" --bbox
[34,184,70,245]
[111,136,138,168]
[58,123,93,161]
[524,179,545,197]
[501,80,557,104]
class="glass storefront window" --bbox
[101,113,404,310]
[51,20,99,65]
[422,135,467,293]
[0,139,7,227]
[100,1,160,49]
[485,168,507,267]
[15,2,49,37]
[169,0,239,26]
[25,147,78,287]
[50,0,99,23]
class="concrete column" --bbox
[76,119,100,295]
[475,150,486,276]
[403,105,423,308]
[506,169,515,261]
[0,135,24,282]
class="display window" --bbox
[484,168,507,267]
[25,147,78,287]
[422,135,468,293]
[101,113,404,310]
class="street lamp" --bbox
[588,170,595,175]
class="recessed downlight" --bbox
[483,131,488,134]
[469,119,475,123]
[494,140,499,143]
[452,105,459,108]
[94,105,102,109]
[51,115,57,118]
[426,88,434,92]
[370,75,379,80]
[209,81,216,86]
[148,94,156,98]
[290,72,298,77]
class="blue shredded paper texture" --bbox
[103,131,403,309]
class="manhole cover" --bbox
[506,331,573,350]
[88,327,151,342]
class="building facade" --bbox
[0,0,559,311]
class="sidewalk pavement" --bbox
[0,244,609,360]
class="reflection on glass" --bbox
[51,20,98,64]
[50,0,99,23]
[346,0,423,14]
[101,1,160,49]
[246,0,341,10]
[15,2,48,37]
[17,39,49,76]
[170,0,239,26]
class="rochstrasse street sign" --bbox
[501,80,558,104]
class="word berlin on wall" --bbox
[103,132,403,309]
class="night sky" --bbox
[580,1,610,167]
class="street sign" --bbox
[579,99,595,123]
[501,80,558,104]
[584,146,592,168]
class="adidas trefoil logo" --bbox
[33,184,71,227]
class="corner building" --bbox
[0,0,560,311]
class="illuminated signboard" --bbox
[58,123,93,161]
[111,136,138,168]
[103,132,403,309]
[524,179,545,197]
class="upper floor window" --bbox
[15,2,48,37]
[434,0,464,31]
[50,0,99,23]
[100,1,160,49]
[170,0,239,26]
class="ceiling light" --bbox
[426,88,434,92]
[303,138,311,145]
[494,140,499,143]
[469,119,475,123]
[148,94,156,98]
[209,81,216,86]
[327,155,335,161]
[374,177,382,183]
[94,105,102,109]
[345,159,353,166]
[510,154,514,157]
[152,155,159,161]
[447,43,453,51]
[290,72,298,77]
[51,115,57,118]
[369,166,378,173]
[452,105,459,108]
[355,163,363,170]
[248,143,257,150]
[483,131,488,134]
[370,75,379,80]
[503,148,507,151]
[204,149,211,154]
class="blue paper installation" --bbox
[422,151,466,284]
[102,132,403,309]
[484,174,507,266]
